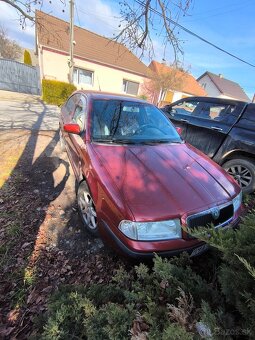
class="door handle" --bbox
[180,119,188,122]
[211,126,223,132]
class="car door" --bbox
[185,101,241,158]
[66,95,88,180]
[163,99,202,140]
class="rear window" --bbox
[199,103,237,121]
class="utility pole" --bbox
[69,0,74,83]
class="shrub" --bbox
[41,204,255,339]
[23,49,32,65]
[42,79,76,106]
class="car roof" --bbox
[167,96,247,106]
[75,90,148,104]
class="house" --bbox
[197,71,250,102]
[35,11,149,96]
[145,60,206,106]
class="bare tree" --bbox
[142,62,189,105]
[0,0,67,28]
[0,26,22,59]
[115,0,192,60]
[1,0,192,60]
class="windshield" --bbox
[91,99,182,144]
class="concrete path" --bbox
[0,90,60,131]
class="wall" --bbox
[158,90,193,107]
[198,74,220,97]
[39,47,147,96]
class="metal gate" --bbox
[0,58,40,95]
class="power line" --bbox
[134,0,255,68]
[74,1,81,27]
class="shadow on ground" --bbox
[0,99,125,339]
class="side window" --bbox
[237,104,255,128]
[66,94,78,116]
[73,96,87,131]
[199,103,236,121]
[170,100,200,116]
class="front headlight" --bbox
[233,191,242,213]
[118,219,182,241]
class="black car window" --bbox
[241,104,255,122]
[73,96,87,131]
[170,100,200,116]
[199,103,236,121]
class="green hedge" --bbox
[42,79,77,106]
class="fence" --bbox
[0,58,41,95]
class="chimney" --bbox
[219,74,223,78]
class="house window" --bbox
[122,79,139,95]
[74,67,93,85]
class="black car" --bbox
[162,96,255,194]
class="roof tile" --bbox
[36,11,149,77]
[149,61,207,96]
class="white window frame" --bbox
[74,67,94,86]
[122,79,139,96]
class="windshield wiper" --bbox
[111,139,141,144]
[142,140,171,145]
[93,138,114,143]
[93,138,140,144]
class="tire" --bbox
[59,128,66,152]
[222,158,255,194]
[77,181,99,236]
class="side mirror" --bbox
[63,123,81,135]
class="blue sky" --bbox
[1,0,254,99]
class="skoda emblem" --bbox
[211,207,220,220]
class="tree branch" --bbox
[0,0,35,21]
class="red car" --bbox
[59,91,242,258]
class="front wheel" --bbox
[222,158,255,194]
[77,181,99,236]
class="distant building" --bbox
[146,61,206,106]
[197,71,250,102]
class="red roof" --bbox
[149,61,207,96]
[36,11,149,77]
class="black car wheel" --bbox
[223,158,255,194]
[77,181,99,236]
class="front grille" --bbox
[187,203,234,230]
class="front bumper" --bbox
[99,220,208,259]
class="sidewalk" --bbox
[0,90,41,102]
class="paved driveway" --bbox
[0,90,59,131]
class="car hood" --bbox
[91,142,239,221]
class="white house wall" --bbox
[40,48,147,95]
[198,74,220,97]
